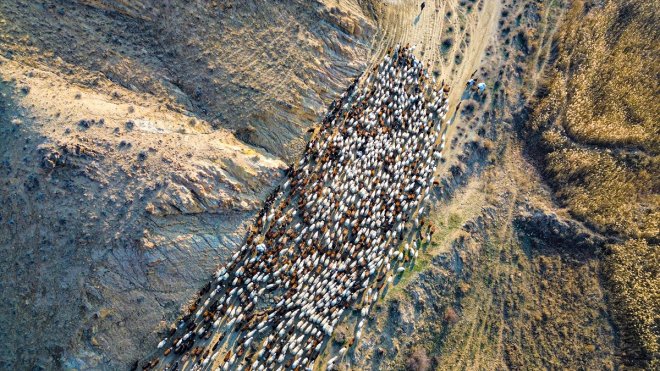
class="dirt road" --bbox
[366,0,502,168]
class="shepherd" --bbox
[477,82,487,93]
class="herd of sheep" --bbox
[139,44,452,371]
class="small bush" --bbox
[444,307,460,324]
[406,347,431,371]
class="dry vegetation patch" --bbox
[529,0,659,366]
[604,239,659,367]
[530,0,659,239]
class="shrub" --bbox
[405,347,431,371]
[443,306,460,324]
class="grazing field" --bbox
[528,0,659,367]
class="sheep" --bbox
[147,45,449,371]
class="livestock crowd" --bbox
[139,44,450,371]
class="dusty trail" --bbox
[366,0,502,159]
[367,0,501,87]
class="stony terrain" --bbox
[0,0,656,370]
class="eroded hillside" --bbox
[0,0,374,368]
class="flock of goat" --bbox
[139,44,452,371]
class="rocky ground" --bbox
[0,0,632,370]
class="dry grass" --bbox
[545,148,657,238]
[604,239,659,368]
[529,0,659,366]
[530,0,659,239]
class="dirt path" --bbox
[364,0,502,169]
[366,0,501,87]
